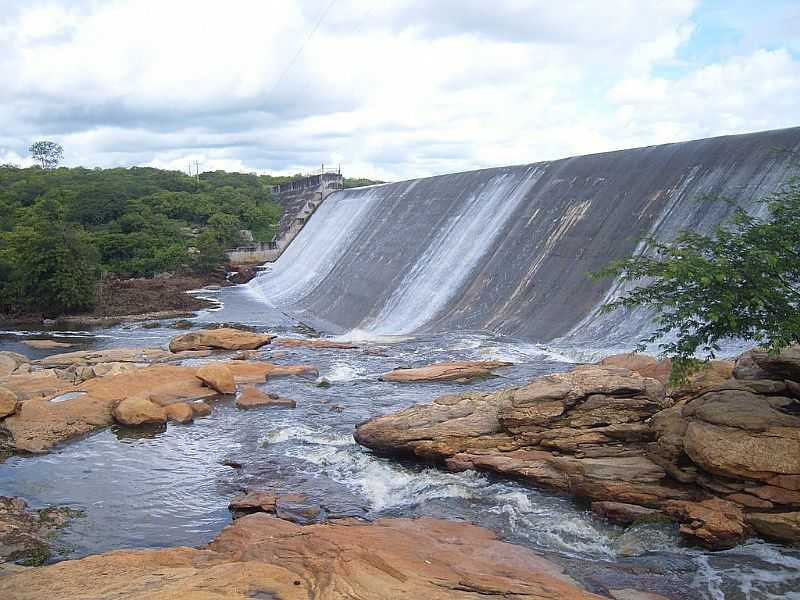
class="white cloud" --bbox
[0,0,797,179]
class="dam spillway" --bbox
[249,127,800,343]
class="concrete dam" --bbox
[249,127,800,345]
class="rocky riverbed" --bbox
[0,286,798,599]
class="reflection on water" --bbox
[1,287,798,600]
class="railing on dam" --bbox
[271,168,344,196]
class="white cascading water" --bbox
[364,166,545,335]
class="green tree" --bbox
[28,141,64,170]
[593,180,800,380]
[1,197,99,315]
[193,231,226,274]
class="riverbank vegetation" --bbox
[0,165,287,317]
[595,178,800,379]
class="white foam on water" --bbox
[337,329,415,344]
[324,362,362,382]
[260,424,352,447]
[247,187,383,306]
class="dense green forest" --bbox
[0,165,289,316]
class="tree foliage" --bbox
[593,179,800,379]
[28,141,64,170]
[0,165,285,315]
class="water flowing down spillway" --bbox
[249,127,800,346]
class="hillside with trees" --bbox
[0,164,288,317]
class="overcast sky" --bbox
[1,0,798,180]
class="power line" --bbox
[265,0,339,99]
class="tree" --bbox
[29,141,64,170]
[593,179,800,380]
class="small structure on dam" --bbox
[226,168,344,265]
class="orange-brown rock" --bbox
[1,394,114,453]
[79,364,217,403]
[0,370,72,401]
[747,511,800,543]
[225,360,319,382]
[164,402,194,424]
[380,360,513,383]
[169,328,275,352]
[112,397,167,426]
[275,338,358,349]
[663,498,749,550]
[236,387,296,409]
[21,340,74,349]
[35,347,210,367]
[196,364,236,394]
[189,401,212,417]
[591,501,663,525]
[0,387,18,418]
[0,513,606,600]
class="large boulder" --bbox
[663,498,749,550]
[747,511,800,543]
[112,398,167,426]
[195,364,236,394]
[164,402,194,424]
[169,328,275,352]
[0,513,608,599]
[381,360,513,383]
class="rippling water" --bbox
[1,286,798,600]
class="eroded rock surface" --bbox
[381,360,513,383]
[0,497,78,565]
[0,513,607,599]
[356,349,800,549]
[169,328,275,352]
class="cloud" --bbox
[0,0,797,179]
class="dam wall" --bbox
[249,127,800,345]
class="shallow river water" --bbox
[1,286,798,600]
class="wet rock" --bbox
[228,490,279,514]
[225,360,319,382]
[112,398,167,426]
[0,497,79,565]
[172,319,194,329]
[663,498,749,550]
[236,387,296,409]
[21,340,74,349]
[189,401,212,417]
[164,402,194,424]
[380,360,513,383]
[0,387,18,419]
[195,364,236,394]
[316,377,331,388]
[591,502,663,525]
[232,350,260,360]
[0,514,606,599]
[275,338,358,349]
[747,511,800,543]
[169,328,275,352]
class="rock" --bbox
[189,401,212,417]
[172,319,194,329]
[734,345,800,381]
[164,402,194,424]
[0,514,606,599]
[0,497,79,565]
[1,395,114,453]
[275,338,358,349]
[226,360,319,382]
[0,355,17,378]
[236,387,296,409]
[169,328,275,352]
[747,511,800,543]
[90,362,136,378]
[591,501,663,525]
[228,490,279,514]
[21,340,74,349]
[195,364,236,394]
[35,347,210,367]
[231,350,259,360]
[112,398,167,426]
[316,377,331,388]
[380,360,513,383]
[599,353,672,383]
[663,498,749,550]
[0,387,18,419]
[0,370,72,401]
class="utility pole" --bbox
[195,160,200,185]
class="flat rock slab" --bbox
[275,338,358,349]
[35,347,210,367]
[381,360,513,383]
[196,364,236,394]
[21,340,74,349]
[236,387,296,409]
[169,328,275,352]
[0,513,608,599]
[226,361,319,382]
